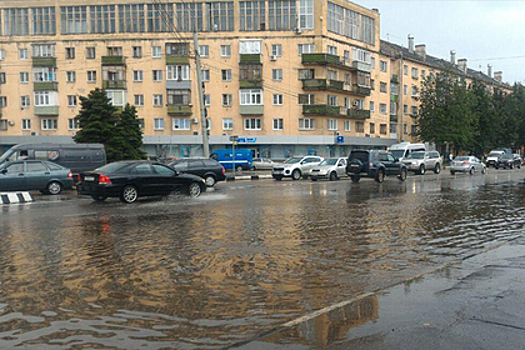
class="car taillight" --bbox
[452,161,455,165]
[98,174,112,185]
[68,171,73,178]
[463,161,470,165]
[369,163,374,168]
[221,166,225,175]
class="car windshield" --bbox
[349,151,369,163]
[391,150,405,159]
[407,153,424,160]
[489,152,503,157]
[499,154,513,160]
[455,156,470,161]
[0,150,15,163]
[320,159,338,166]
[284,158,301,164]
[95,162,130,173]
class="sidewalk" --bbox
[228,239,525,350]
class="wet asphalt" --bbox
[1,169,525,349]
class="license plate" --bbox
[273,171,282,174]
[84,176,95,182]
[350,165,358,169]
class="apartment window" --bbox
[411,68,419,79]
[327,70,338,81]
[344,120,351,132]
[4,8,30,36]
[154,118,165,131]
[244,118,262,130]
[118,4,145,33]
[201,70,210,82]
[132,46,143,58]
[380,82,387,93]
[404,105,408,115]
[0,73,5,84]
[327,45,337,56]
[61,6,88,34]
[87,71,97,83]
[223,118,233,130]
[133,70,144,82]
[20,96,30,108]
[167,90,191,105]
[221,45,231,57]
[404,123,408,134]
[299,118,315,130]
[240,89,263,105]
[354,99,364,110]
[22,119,31,130]
[222,94,232,106]
[176,3,204,32]
[0,97,7,107]
[411,106,418,116]
[404,85,408,94]
[273,94,283,105]
[166,65,189,81]
[411,125,417,135]
[380,61,388,72]
[328,95,338,106]
[67,95,77,107]
[268,0,296,30]
[34,91,54,106]
[411,86,419,97]
[205,119,212,130]
[67,118,79,130]
[0,120,7,131]
[239,1,266,31]
[153,94,163,106]
[32,44,55,57]
[344,50,351,62]
[370,122,375,134]
[41,119,58,130]
[298,0,314,29]
[421,70,426,79]
[206,2,234,31]
[272,44,282,57]
[65,47,75,59]
[33,67,56,82]
[379,103,387,115]
[371,79,375,90]
[138,119,145,129]
[404,65,408,75]
[221,69,232,81]
[86,47,96,59]
[298,44,315,55]
[356,121,364,133]
[0,50,4,61]
[357,72,371,87]
[134,94,144,106]
[152,70,162,82]
[298,69,315,80]
[152,46,162,58]
[371,57,376,69]
[273,118,284,130]
[90,5,116,34]
[272,69,283,81]
[298,94,315,105]
[66,71,76,83]
[106,90,127,106]
[328,119,338,131]
[380,124,387,135]
[19,49,28,60]
[199,45,209,57]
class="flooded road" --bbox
[0,171,524,349]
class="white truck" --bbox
[389,142,426,161]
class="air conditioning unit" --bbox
[31,131,39,136]
[8,121,14,126]
[192,118,199,124]
[270,55,277,61]
[365,133,371,138]
[334,131,341,136]
[353,100,360,106]
[193,131,199,135]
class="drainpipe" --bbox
[398,51,404,143]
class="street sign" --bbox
[336,136,345,143]
[237,137,257,143]
[229,135,239,142]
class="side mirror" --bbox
[174,170,180,176]
[300,161,306,165]
[394,158,399,163]
[0,169,6,175]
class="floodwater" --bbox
[0,172,524,349]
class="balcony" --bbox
[101,56,125,66]
[346,109,371,120]
[390,95,399,102]
[168,105,192,116]
[239,79,263,89]
[166,55,190,64]
[352,60,372,73]
[350,85,372,96]
[302,53,356,72]
[390,115,398,123]
[391,75,399,84]
[35,106,59,116]
[102,80,127,90]
[166,80,191,89]
[302,104,342,117]
[32,57,57,67]
[240,54,261,64]
[302,79,344,91]
[34,82,58,91]
[240,105,263,115]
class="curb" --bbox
[226,174,273,182]
[0,192,33,205]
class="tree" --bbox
[116,104,147,160]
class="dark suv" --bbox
[346,150,408,183]
[168,158,226,187]
[495,154,522,170]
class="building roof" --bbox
[380,40,512,90]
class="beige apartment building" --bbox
[0,0,510,158]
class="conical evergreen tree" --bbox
[116,104,147,160]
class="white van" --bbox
[389,142,426,161]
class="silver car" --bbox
[310,157,347,181]
[450,156,486,175]
[403,151,442,175]
[272,156,324,181]
[253,158,280,170]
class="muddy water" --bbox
[0,173,524,349]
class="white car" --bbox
[310,157,348,181]
[486,150,504,168]
[450,156,486,175]
[253,158,280,170]
[403,151,442,175]
[272,156,324,181]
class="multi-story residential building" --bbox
[0,0,510,159]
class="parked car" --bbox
[310,158,347,181]
[402,151,442,175]
[495,154,522,170]
[389,142,426,161]
[210,149,253,171]
[77,161,206,204]
[253,158,281,170]
[346,150,408,183]
[0,160,74,195]
[450,156,486,175]
[168,158,226,187]
[486,150,505,168]
[272,156,324,181]
[0,143,106,174]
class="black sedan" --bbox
[495,154,521,169]
[77,161,206,203]
[168,158,226,187]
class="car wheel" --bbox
[91,195,107,202]
[188,182,202,198]
[398,168,407,181]
[329,171,338,181]
[469,167,474,175]
[120,185,139,204]
[351,175,361,183]
[434,163,441,174]
[450,170,456,175]
[375,169,385,183]
[204,175,216,187]
[236,165,244,172]
[273,176,283,181]
[46,181,62,195]
[419,164,425,175]
[510,164,514,170]
[482,167,486,174]
[292,169,301,181]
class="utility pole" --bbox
[193,32,210,157]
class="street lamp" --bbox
[230,135,239,176]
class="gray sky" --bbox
[359,0,525,85]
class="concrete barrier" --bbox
[226,174,273,182]
[0,192,33,204]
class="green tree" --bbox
[471,81,498,156]
[116,104,147,160]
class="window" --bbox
[201,70,210,81]
[64,47,75,59]
[327,70,338,81]
[355,121,364,132]
[34,91,55,106]
[153,94,163,106]
[240,1,266,31]
[134,94,144,106]
[380,61,388,72]
[344,97,351,108]
[240,89,263,105]
[328,95,338,106]
[299,118,315,130]
[380,124,387,135]
[61,6,88,34]
[344,50,351,62]
[273,118,283,130]
[357,72,371,87]
[327,45,337,56]
[370,101,375,112]
[0,97,6,107]
[166,65,190,81]
[380,103,387,115]
[138,119,145,130]
[130,70,142,82]
[154,118,164,130]
[404,104,408,115]
[152,46,162,58]
[223,118,233,130]
[273,94,283,105]
[41,119,58,130]
[272,44,282,57]
[22,119,31,130]
[404,85,408,95]
[199,45,209,57]
[19,49,28,60]
[380,82,387,93]
[411,125,417,135]
[272,69,283,81]
[68,118,79,130]
[344,120,351,131]
[222,94,232,106]
[411,86,418,97]
[244,118,262,130]
[421,70,426,79]
[298,69,315,80]
[4,8,30,36]
[0,120,7,131]
[67,95,77,106]
[87,71,97,83]
[203,94,210,106]
[298,44,315,55]
[205,118,211,130]
[206,2,234,31]
[298,0,314,29]
[152,70,162,82]
[371,57,375,69]
[32,44,55,57]
[173,118,190,130]
[66,71,76,83]
[176,3,204,32]
[268,0,296,30]
[86,47,96,59]
[118,4,145,33]
[20,96,30,108]
[221,69,232,81]
[33,67,56,82]
[132,46,143,58]
[411,106,418,116]
[0,73,5,84]
[370,122,375,134]
[106,90,127,106]
[167,90,190,105]
[404,123,408,134]
[328,119,338,131]
[221,45,231,57]
[239,40,261,54]
[90,5,116,33]
[370,79,375,90]
[411,68,419,79]
[298,94,315,105]
[404,65,408,76]
[354,99,364,110]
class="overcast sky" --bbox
[359,0,525,85]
